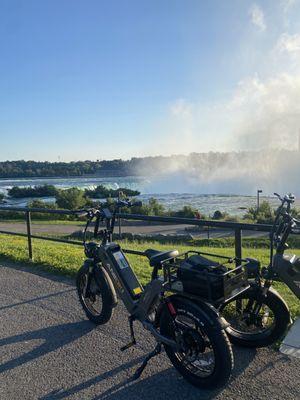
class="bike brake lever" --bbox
[274,193,283,202]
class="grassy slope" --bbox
[0,234,298,318]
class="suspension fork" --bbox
[250,280,272,316]
[83,262,96,297]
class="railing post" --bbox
[26,211,33,260]
[234,228,243,313]
[234,228,242,266]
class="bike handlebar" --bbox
[274,192,295,205]
[75,199,142,219]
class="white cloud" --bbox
[275,33,300,54]
[249,4,266,31]
[281,0,297,13]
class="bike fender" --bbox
[100,265,118,307]
[248,283,290,312]
[169,294,229,330]
[267,287,289,310]
[83,260,118,307]
[260,286,291,322]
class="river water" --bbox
[0,176,295,216]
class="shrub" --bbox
[171,205,197,219]
[212,210,225,220]
[243,201,274,224]
[55,188,88,210]
[85,185,140,199]
[8,185,58,198]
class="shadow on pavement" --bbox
[40,346,257,400]
[39,355,146,400]
[0,288,74,311]
[0,320,93,374]
[0,258,75,286]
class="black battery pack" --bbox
[106,244,143,299]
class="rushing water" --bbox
[0,176,297,216]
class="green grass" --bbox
[0,234,298,318]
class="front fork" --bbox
[83,263,95,297]
[252,280,272,315]
[241,280,272,323]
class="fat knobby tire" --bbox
[160,297,233,389]
[222,287,291,348]
[76,263,115,325]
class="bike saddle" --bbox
[145,249,179,267]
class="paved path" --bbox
[0,261,299,400]
[0,221,267,239]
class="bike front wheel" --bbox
[76,263,115,325]
[159,297,233,389]
[220,286,290,348]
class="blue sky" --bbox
[1,0,300,161]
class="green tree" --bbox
[148,197,165,215]
[244,201,274,224]
[171,205,197,218]
[55,188,87,210]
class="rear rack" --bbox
[161,250,250,305]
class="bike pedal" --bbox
[120,340,136,352]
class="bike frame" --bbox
[83,204,229,335]
[84,206,179,331]
[258,194,300,299]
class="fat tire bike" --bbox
[220,193,300,347]
[75,199,242,389]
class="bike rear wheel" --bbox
[76,263,115,325]
[159,297,233,389]
[220,287,290,347]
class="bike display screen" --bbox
[113,250,130,269]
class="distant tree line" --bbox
[0,160,137,178]
[0,153,272,178]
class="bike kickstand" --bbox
[131,343,162,381]
[120,316,136,351]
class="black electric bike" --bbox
[76,199,249,388]
[221,193,300,347]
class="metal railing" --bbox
[0,205,273,262]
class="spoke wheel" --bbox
[174,315,215,378]
[220,287,290,347]
[79,272,104,317]
[160,297,233,389]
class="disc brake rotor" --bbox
[181,329,206,362]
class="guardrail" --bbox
[0,205,274,263]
